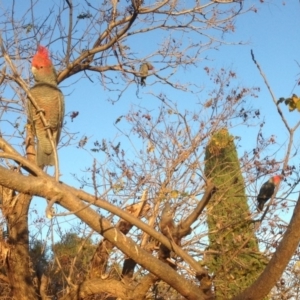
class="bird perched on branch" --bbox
[139,62,154,86]
[27,45,64,168]
[257,175,281,211]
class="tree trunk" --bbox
[5,191,38,299]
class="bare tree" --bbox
[0,1,299,300]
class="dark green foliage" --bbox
[48,233,96,295]
[52,233,95,276]
[204,129,266,299]
[30,240,49,274]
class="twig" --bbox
[67,231,94,285]
[0,66,6,85]
[66,0,73,65]
[251,49,291,134]
[65,0,72,9]
[45,196,94,219]
[0,152,43,177]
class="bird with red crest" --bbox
[27,45,65,169]
[257,175,282,211]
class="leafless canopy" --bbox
[0,1,299,300]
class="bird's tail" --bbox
[141,78,146,86]
[37,141,55,168]
[257,200,265,212]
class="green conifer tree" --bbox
[204,128,266,299]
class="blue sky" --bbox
[56,1,300,182]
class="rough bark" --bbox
[61,278,130,300]
[0,166,209,300]
[89,197,149,281]
[132,273,158,299]
[5,193,37,300]
[0,129,39,299]
[158,182,216,298]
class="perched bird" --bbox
[27,45,65,168]
[139,62,154,86]
[257,175,281,211]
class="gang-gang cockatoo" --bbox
[257,175,281,211]
[27,45,64,168]
[139,62,154,86]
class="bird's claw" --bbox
[36,108,45,115]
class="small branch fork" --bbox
[158,181,216,298]
[0,35,60,181]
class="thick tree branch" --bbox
[89,191,149,279]
[132,273,158,299]
[0,166,208,300]
[5,193,37,299]
[178,180,216,237]
[64,183,207,277]
[0,152,42,177]
[61,278,129,300]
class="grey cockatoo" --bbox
[139,62,154,86]
[27,45,65,168]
